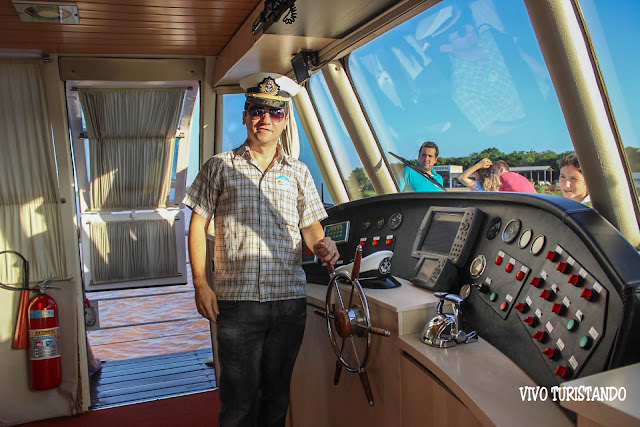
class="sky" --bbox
[186,0,640,190]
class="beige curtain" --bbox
[89,219,178,284]
[0,60,66,284]
[279,102,300,159]
[78,88,186,210]
[78,88,186,283]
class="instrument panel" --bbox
[303,192,640,389]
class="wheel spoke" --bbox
[334,283,346,310]
[348,335,362,367]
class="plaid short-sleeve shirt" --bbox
[183,142,328,302]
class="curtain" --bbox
[0,60,66,284]
[280,102,300,159]
[78,88,186,284]
[78,88,186,210]
[89,219,178,284]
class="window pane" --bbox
[222,93,246,152]
[187,91,200,187]
[349,0,572,193]
[221,94,332,205]
[579,0,640,203]
[293,104,333,206]
[309,72,374,200]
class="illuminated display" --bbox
[323,221,350,244]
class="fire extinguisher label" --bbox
[29,309,55,319]
[29,327,61,360]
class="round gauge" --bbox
[502,219,522,243]
[389,212,403,230]
[469,255,487,279]
[531,234,546,255]
[519,229,533,249]
[361,219,372,231]
[486,217,502,240]
[460,284,472,300]
[375,218,385,229]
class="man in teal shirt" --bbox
[398,141,444,192]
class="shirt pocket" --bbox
[272,177,300,229]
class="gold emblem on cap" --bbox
[258,77,280,96]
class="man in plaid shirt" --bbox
[184,72,338,426]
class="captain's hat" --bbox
[239,72,301,109]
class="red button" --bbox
[385,238,392,245]
[515,302,528,313]
[505,263,514,273]
[524,316,537,327]
[530,277,543,288]
[495,256,503,265]
[533,331,547,342]
[551,303,564,315]
[540,289,554,301]
[554,365,571,379]
[542,348,557,359]
[359,240,366,247]
[568,274,582,286]
[372,240,379,246]
[500,301,509,311]
[546,251,557,261]
[557,262,569,273]
[581,288,595,301]
[516,271,525,281]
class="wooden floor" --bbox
[22,348,220,426]
[90,348,217,409]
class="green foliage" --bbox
[535,184,563,196]
[345,167,375,198]
[438,147,574,173]
[626,146,640,171]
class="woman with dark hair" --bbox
[558,153,590,206]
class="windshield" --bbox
[346,0,573,196]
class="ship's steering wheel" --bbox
[314,246,391,406]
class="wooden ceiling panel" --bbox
[1,23,236,35]
[0,0,262,56]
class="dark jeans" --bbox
[216,298,307,427]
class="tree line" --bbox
[437,146,640,172]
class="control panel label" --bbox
[569,356,578,370]
[546,322,554,333]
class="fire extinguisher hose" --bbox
[0,250,30,349]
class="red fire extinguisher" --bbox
[28,288,62,390]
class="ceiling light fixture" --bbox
[13,1,79,24]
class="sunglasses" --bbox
[245,105,286,123]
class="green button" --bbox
[490,292,498,302]
[579,335,592,349]
[567,319,578,331]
